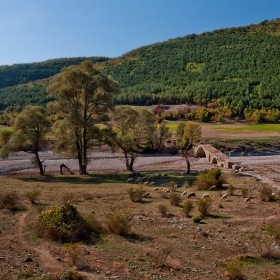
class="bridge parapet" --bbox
[194,144,233,168]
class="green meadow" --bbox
[211,124,280,132]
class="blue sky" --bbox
[1,0,280,66]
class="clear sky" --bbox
[1,0,280,66]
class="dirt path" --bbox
[17,213,64,275]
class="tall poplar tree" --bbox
[47,61,119,174]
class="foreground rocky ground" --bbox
[0,151,280,279]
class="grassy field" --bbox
[166,122,280,132]
[210,123,280,132]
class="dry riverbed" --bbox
[2,151,280,190]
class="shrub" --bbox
[249,228,280,259]
[218,202,224,208]
[62,192,75,203]
[195,168,224,190]
[25,188,41,204]
[225,258,245,280]
[0,192,21,211]
[169,192,181,206]
[64,242,83,267]
[182,200,193,217]
[83,214,104,236]
[228,184,235,196]
[259,186,275,202]
[158,204,168,217]
[265,224,280,244]
[182,181,190,188]
[58,270,88,280]
[197,197,212,216]
[192,215,202,223]
[105,207,132,236]
[152,247,171,268]
[34,202,98,243]
[169,180,176,188]
[127,187,143,202]
[82,192,93,200]
[240,187,248,198]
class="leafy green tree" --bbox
[0,106,51,175]
[47,60,119,174]
[177,121,202,174]
[152,123,172,153]
[109,106,156,171]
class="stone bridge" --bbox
[193,144,234,168]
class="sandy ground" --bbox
[1,151,280,190]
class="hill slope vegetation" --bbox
[0,19,280,114]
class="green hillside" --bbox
[0,57,109,110]
[103,19,280,113]
[0,19,280,113]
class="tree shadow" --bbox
[18,173,128,185]
[126,233,154,243]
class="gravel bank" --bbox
[1,151,280,189]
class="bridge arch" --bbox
[195,146,206,157]
[194,144,233,168]
[211,157,218,164]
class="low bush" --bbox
[152,247,171,268]
[83,214,105,236]
[105,207,132,237]
[158,204,168,217]
[265,224,280,244]
[240,187,249,198]
[197,197,212,216]
[225,258,246,280]
[82,192,94,200]
[170,192,181,206]
[182,181,190,188]
[34,202,99,243]
[25,188,41,204]
[0,192,21,211]
[182,200,193,217]
[192,215,202,223]
[62,192,75,203]
[259,185,275,202]
[228,184,235,196]
[64,242,83,267]
[58,270,88,280]
[169,180,176,188]
[249,227,280,259]
[127,187,143,202]
[195,168,224,190]
[218,202,224,208]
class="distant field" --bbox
[0,125,12,132]
[211,123,280,132]
[166,122,280,132]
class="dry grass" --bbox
[0,168,280,279]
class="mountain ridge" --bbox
[0,18,280,113]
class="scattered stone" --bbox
[24,256,33,262]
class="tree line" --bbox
[0,19,280,122]
[0,61,201,175]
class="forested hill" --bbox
[0,57,109,89]
[0,19,280,113]
[102,18,280,113]
[0,57,109,110]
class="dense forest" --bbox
[0,19,280,117]
[0,57,109,110]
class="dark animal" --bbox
[187,192,195,198]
